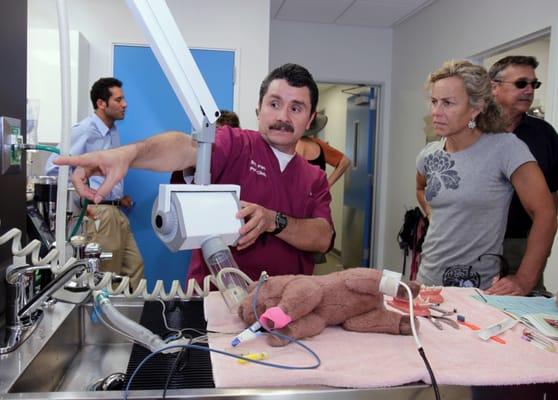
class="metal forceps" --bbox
[425,306,459,330]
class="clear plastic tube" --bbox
[94,291,168,353]
[201,235,248,312]
[25,144,60,154]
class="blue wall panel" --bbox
[113,45,234,290]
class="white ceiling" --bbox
[270,0,435,28]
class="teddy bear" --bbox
[237,267,421,346]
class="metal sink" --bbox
[1,295,143,396]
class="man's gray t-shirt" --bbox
[416,133,534,289]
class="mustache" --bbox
[518,96,533,101]
[269,121,294,132]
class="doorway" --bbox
[314,83,379,270]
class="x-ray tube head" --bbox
[152,184,242,251]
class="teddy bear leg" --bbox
[342,308,415,335]
[266,313,327,347]
[398,315,419,335]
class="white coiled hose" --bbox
[1,228,254,300]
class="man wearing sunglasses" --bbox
[489,55,558,294]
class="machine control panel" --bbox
[0,116,23,175]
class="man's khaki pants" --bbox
[85,205,144,289]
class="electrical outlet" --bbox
[0,116,23,175]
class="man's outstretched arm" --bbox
[55,131,196,203]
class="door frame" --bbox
[470,27,557,127]
[316,80,384,267]
[110,42,241,113]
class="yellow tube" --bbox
[236,352,268,365]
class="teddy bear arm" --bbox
[238,287,279,323]
[266,312,328,347]
[238,276,296,323]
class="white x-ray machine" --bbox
[125,0,242,251]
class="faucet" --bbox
[16,259,90,320]
[0,242,105,354]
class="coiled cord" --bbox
[0,228,253,300]
[85,267,253,300]
[0,228,65,273]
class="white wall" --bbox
[270,20,393,266]
[388,0,558,288]
[27,0,270,132]
[27,29,88,143]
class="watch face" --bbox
[277,212,287,229]
[274,212,287,234]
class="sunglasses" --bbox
[494,79,542,89]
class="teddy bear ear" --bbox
[343,268,383,295]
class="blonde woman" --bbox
[415,60,556,296]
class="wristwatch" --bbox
[272,212,288,235]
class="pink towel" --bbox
[204,288,558,388]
